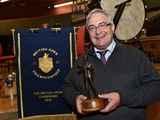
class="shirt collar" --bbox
[94,39,116,53]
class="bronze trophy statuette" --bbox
[78,54,106,113]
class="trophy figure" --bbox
[78,54,106,113]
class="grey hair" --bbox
[86,8,114,31]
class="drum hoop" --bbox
[101,0,146,41]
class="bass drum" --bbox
[101,0,146,41]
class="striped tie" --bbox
[98,50,107,64]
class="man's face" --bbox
[87,13,115,50]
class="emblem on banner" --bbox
[39,53,53,73]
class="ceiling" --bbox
[0,0,66,8]
[0,0,160,20]
[0,0,159,9]
[0,0,73,20]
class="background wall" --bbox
[0,13,72,35]
[145,0,160,9]
[0,13,72,55]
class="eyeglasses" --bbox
[88,22,112,32]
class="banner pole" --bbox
[18,33,24,118]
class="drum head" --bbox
[101,0,146,41]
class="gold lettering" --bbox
[33,92,39,95]
[33,90,62,102]
[33,48,48,56]
[48,48,58,55]
[32,69,60,79]
[45,99,52,102]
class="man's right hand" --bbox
[76,95,87,114]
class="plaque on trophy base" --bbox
[82,98,106,113]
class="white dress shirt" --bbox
[94,39,116,61]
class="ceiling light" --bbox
[54,1,73,8]
[0,0,9,3]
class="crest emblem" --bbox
[39,53,53,73]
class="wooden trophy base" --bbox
[82,98,106,113]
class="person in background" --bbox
[62,8,160,120]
